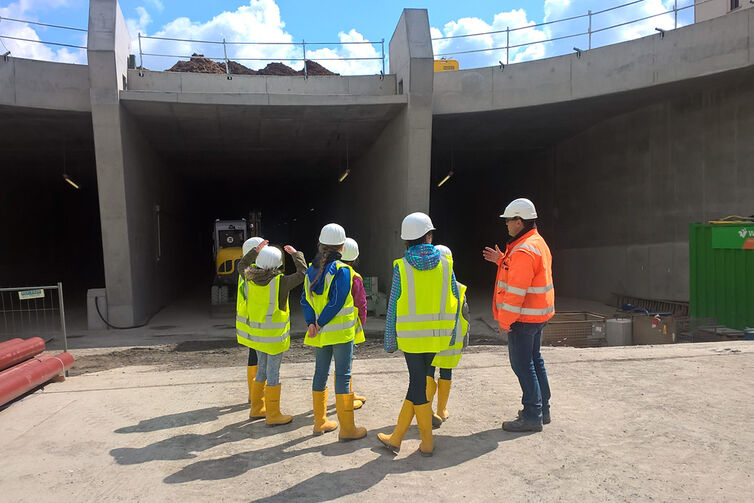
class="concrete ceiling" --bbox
[432,65,754,152]
[0,105,94,160]
[120,99,406,180]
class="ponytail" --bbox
[308,243,343,296]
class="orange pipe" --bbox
[0,337,46,371]
[0,352,74,407]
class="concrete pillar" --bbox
[87,0,135,325]
[88,0,166,325]
[343,9,434,288]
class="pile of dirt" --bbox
[167,54,338,76]
[168,54,226,74]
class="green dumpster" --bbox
[689,222,754,331]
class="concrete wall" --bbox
[696,0,754,23]
[433,7,754,115]
[0,58,90,112]
[546,69,754,303]
[127,70,397,96]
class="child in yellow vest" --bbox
[301,224,367,441]
[240,242,307,426]
[340,237,368,409]
[425,245,470,428]
[237,237,264,406]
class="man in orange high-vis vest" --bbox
[483,198,554,432]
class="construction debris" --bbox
[166,54,338,76]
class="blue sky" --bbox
[0,0,695,73]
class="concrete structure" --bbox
[1,1,754,326]
[696,0,754,23]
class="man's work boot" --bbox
[503,417,543,432]
[518,409,551,425]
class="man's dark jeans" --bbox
[507,321,551,423]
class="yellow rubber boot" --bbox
[351,377,366,407]
[377,399,414,454]
[249,380,266,419]
[264,384,292,426]
[414,402,434,457]
[335,376,363,410]
[436,378,452,421]
[426,376,443,428]
[336,393,367,441]
[247,365,257,403]
[312,387,338,435]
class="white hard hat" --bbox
[401,212,436,240]
[435,244,452,258]
[319,223,346,246]
[341,238,359,261]
[255,246,283,270]
[500,198,538,220]
[242,237,264,256]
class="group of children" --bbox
[235,215,469,456]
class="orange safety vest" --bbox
[492,228,555,330]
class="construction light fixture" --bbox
[62,173,80,189]
[437,170,454,188]
[573,47,582,58]
[338,169,351,183]
[655,27,665,38]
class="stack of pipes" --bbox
[0,337,74,407]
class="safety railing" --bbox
[137,33,386,78]
[0,15,87,61]
[433,0,711,67]
[0,284,68,353]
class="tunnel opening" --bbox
[122,98,404,317]
[0,105,104,332]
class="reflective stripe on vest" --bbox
[431,282,467,369]
[236,276,252,339]
[497,280,554,295]
[237,274,291,355]
[495,302,555,316]
[395,255,458,353]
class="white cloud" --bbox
[145,0,164,13]
[543,0,693,53]
[0,0,87,64]
[431,9,547,69]
[129,1,383,75]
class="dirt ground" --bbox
[2,341,753,502]
[66,336,503,376]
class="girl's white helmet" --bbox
[319,223,346,246]
[435,244,452,258]
[341,238,360,261]
[255,246,283,270]
[242,237,264,256]
[401,212,435,240]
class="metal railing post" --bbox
[381,38,385,76]
[302,39,307,78]
[222,38,231,79]
[674,0,678,29]
[588,10,592,50]
[57,282,68,376]
[506,26,509,65]
[138,32,143,76]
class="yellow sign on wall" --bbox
[434,58,459,72]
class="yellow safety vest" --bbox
[236,275,252,342]
[353,271,365,344]
[236,274,291,355]
[432,282,468,369]
[304,261,358,348]
[394,255,458,353]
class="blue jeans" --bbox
[312,341,354,394]
[255,351,283,386]
[507,321,551,422]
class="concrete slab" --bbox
[2,342,752,502]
